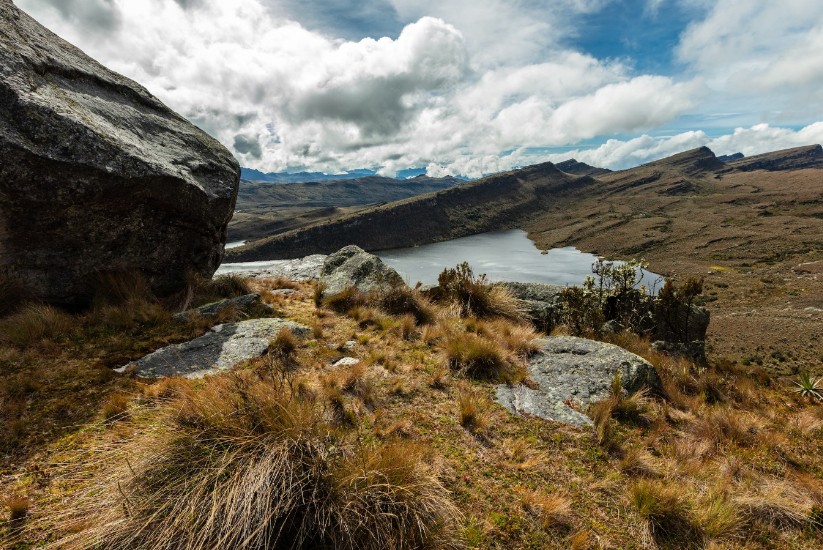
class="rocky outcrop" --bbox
[116,318,309,378]
[0,1,239,306]
[496,336,661,426]
[172,293,272,321]
[320,246,404,297]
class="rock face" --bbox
[496,336,662,427]
[653,302,711,362]
[320,245,404,297]
[0,1,239,306]
[116,318,309,378]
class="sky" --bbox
[17,0,823,177]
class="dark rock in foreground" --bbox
[496,336,661,426]
[116,318,308,378]
[0,1,239,306]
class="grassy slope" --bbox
[2,278,821,549]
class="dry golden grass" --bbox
[4,274,823,550]
[101,392,130,423]
[442,331,520,382]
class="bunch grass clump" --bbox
[54,370,461,550]
[443,331,519,382]
[433,262,523,320]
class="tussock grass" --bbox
[4,495,30,523]
[101,392,130,423]
[457,387,488,432]
[0,272,34,317]
[52,370,461,550]
[443,331,519,382]
[521,490,574,531]
[734,480,816,530]
[631,479,701,546]
[432,262,524,320]
[0,304,74,347]
[376,285,436,325]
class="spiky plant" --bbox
[793,372,823,401]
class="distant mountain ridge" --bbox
[239,167,445,183]
[226,144,823,262]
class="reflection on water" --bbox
[377,229,661,288]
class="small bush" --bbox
[557,259,657,336]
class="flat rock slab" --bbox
[116,318,309,379]
[172,293,271,321]
[496,336,661,427]
[215,255,326,281]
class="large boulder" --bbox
[496,336,662,426]
[320,245,404,297]
[0,1,239,306]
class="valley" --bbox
[228,145,823,375]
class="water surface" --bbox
[377,229,660,288]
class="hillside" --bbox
[229,175,464,241]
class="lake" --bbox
[377,229,661,288]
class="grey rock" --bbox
[333,357,361,368]
[172,293,271,321]
[0,1,239,306]
[320,245,403,297]
[116,318,308,378]
[496,336,661,427]
[216,254,326,281]
[496,282,564,304]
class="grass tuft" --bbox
[55,370,460,549]
[443,332,519,382]
[0,304,74,347]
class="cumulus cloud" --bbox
[15,0,823,177]
[677,0,823,115]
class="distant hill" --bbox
[723,144,823,172]
[717,152,744,163]
[239,168,378,183]
[229,174,465,241]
